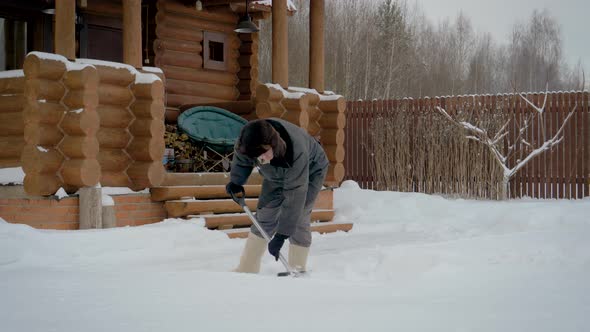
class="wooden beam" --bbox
[79,187,102,229]
[162,172,263,186]
[309,0,325,92]
[272,0,288,88]
[150,184,262,201]
[165,198,258,217]
[55,0,76,60]
[202,209,335,229]
[123,0,142,68]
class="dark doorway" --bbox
[81,14,123,63]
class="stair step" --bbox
[194,209,336,229]
[220,221,353,239]
[162,172,263,186]
[150,185,262,201]
[165,198,258,218]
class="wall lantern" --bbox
[234,0,259,33]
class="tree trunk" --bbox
[500,176,510,200]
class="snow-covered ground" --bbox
[1,180,589,332]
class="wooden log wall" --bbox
[128,78,166,190]
[238,32,259,103]
[90,62,136,188]
[254,84,346,186]
[60,64,101,188]
[256,84,309,130]
[22,53,68,195]
[0,71,25,167]
[318,96,346,186]
[154,0,241,110]
[17,52,166,196]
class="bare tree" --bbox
[435,88,577,199]
[257,0,582,99]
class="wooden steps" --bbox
[165,198,259,217]
[150,185,262,201]
[221,221,354,239]
[198,209,336,229]
[151,172,352,238]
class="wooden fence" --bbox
[344,92,590,199]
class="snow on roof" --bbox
[252,0,297,12]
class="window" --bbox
[209,40,224,62]
[203,31,227,71]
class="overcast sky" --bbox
[414,0,589,79]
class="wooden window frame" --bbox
[203,31,227,71]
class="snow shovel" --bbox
[229,189,300,277]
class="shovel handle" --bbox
[229,186,300,278]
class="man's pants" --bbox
[251,166,328,247]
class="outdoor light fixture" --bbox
[234,0,259,33]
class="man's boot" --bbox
[234,232,266,273]
[288,244,309,272]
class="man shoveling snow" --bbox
[225,118,329,274]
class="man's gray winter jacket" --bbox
[230,118,329,236]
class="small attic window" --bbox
[203,31,227,71]
[209,41,224,62]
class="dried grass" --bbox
[369,99,505,199]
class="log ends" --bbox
[16,51,171,195]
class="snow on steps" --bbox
[151,173,353,238]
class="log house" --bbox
[0,0,348,232]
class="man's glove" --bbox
[225,182,244,196]
[268,233,289,261]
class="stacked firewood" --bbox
[164,125,229,173]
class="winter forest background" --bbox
[258,0,586,99]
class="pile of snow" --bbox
[0,167,25,185]
[1,180,589,332]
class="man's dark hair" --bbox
[237,119,286,158]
